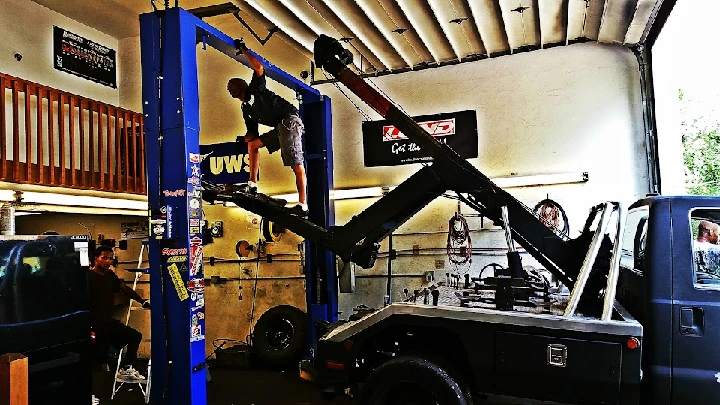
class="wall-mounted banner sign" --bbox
[362,110,478,167]
[53,26,117,88]
[199,141,251,185]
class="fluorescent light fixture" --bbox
[0,190,147,211]
[13,211,42,216]
[272,172,587,203]
[492,172,588,188]
[272,186,394,204]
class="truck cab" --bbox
[619,196,720,404]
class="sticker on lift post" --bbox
[190,245,203,276]
[190,325,204,342]
[168,263,189,301]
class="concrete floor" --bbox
[93,367,353,405]
[93,366,567,405]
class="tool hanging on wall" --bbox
[446,212,472,276]
[533,197,570,239]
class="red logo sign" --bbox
[382,118,456,142]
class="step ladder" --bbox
[111,240,151,403]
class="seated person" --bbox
[694,220,720,277]
[89,245,150,381]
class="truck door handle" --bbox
[680,307,704,336]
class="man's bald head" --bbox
[227,78,248,100]
[698,220,720,244]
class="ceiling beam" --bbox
[568,0,605,42]
[396,0,455,63]
[598,0,639,44]
[623,0,659,44]
[235,0,318,50]
[226,1,313,62]
[538,0,569,48]
[499,0,541,52]
[317,0,406,71]
[469,0,510,55]
[427,0,486,60]
[354,0,421,67]
[375,0,435,64]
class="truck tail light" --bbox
[325,361,345,371]
[626,337,640,350]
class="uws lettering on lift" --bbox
[209,154,250,175]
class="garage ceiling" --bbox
[32,0,665,75]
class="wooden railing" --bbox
[0,72,146,195]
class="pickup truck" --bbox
[315,196,720,405]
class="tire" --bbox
[252,305,307,368]
[359,356,469,405]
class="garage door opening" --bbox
[653,0,720,196]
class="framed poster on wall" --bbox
[362,110,478,167]
[53,26,117,88]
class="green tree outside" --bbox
[681,89,720,195]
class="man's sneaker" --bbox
[290,204,309,217]
[92,395,100,405]
[244,182,258,194]
[228,182,257,194]
[117,366,146,381]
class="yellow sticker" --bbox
[168,263,189,301]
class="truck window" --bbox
[0,238,87,324]
[621,206,649,274]
[690,209,720,286]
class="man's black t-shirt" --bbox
[242,72,299,137]
[88,269,121,326]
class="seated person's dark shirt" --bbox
[242,72,299,138]
[88,270,121,326]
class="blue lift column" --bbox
[140,9,207,405]
[301,96,338,346]
[140,7,336,404]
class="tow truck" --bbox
[202,35,720,405]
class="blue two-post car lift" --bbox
[139,7,337,404]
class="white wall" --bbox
[118,37,142,112]
[0,0,120,106]
[321,42,646,228]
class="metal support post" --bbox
[300,96,337,347]
[141,8,207,405]
[140,8,333,401]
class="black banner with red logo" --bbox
[361,110,478,167]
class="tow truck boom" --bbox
[203,35,605,307]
